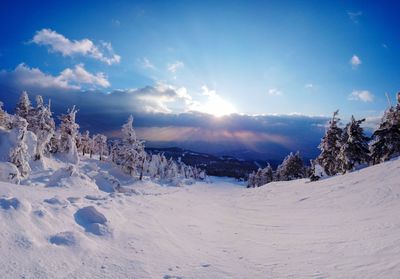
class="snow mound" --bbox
[47,164,96,189]
[0,197,21,210]
[49,231,77,246]
[44,196,68,206]
[74,206,110,236]
[0,162,20,184]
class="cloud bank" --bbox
[0,63,110,90]
[0,64,330,160]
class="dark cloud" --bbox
[0,66,329,161]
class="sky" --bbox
[0,0,400,160]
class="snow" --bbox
[0,155,400,278]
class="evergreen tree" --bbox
[247,171,257,188]
[276,152,305,181]
[15,91,32,120]
[77,130,91,156]
[58,106,80,163]
[165,158,179,180]
[9,117,31,177]
[261,163,274,184]
[315,110,343,176]
[338,116,370,173]
[247,163,274,187]
[93,134,108,160]
[370,94,400,164]
[0,101,12,129]
[48,132,59,153]
[120,115,145,176]
[29,96,56,160]
[109,139,122,164]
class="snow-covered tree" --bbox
[165,158,179,181]
[79,130,92,156]
[247,171,256,188]
[48,132,59,153]
[276,152,305,181]
[247,163,274,187]
[261,163,274,184]
[145,154,160,178]
[370,95,400,164]
[9,117,31,177]
[92,134,108,160]
[29,96,56,160]
[0,101,12,129]
[109,139,121,164]
[58,106,80,164]
[315,110,343,176]
[15,91,32,120]
[338,116,370,173]
[119,115,145,176]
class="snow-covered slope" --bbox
[1,157,400,278]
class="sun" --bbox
[202,96,236,117]
[194,86,236,117]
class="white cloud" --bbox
[167,61,184,73]
[347,11,362,23]
[32,28,121,65]
[201,85,218,98]
[59,64,110,88]
[131,82,193,113]
[139,57,156,70]
[0,63,110,90]
[350,55,362,68]
[0,63,76,89]
[348,90,374,102]
[268,88,282,96]
[305,83,314,89]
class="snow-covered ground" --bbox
[1,156,400,278]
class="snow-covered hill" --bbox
[1,156,400,278]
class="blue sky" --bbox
[0,0,399,159]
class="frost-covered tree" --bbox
[29,96,56,160]
[247,171,257,188]
[146,154,160,178]
[109,139,122,164]
[315,110,343,176]
[261,163,274,184]
[9,117,31,177]
[165,158,179,180]
[93,134,108,160]
[0,101,12,129]
[276,152,305,181]
[247,163,274,187]
[370,94,400,164]
[0,102,5,127]
[79,131,92,156]
[120,115,145,176]
[58,106,80,164]
[338,116,370,173]
[48,132,59,153]
[15,91,32,120]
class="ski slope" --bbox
[0,157,400,278]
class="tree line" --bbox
[248,92,400,187]
[0,92,206,183]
